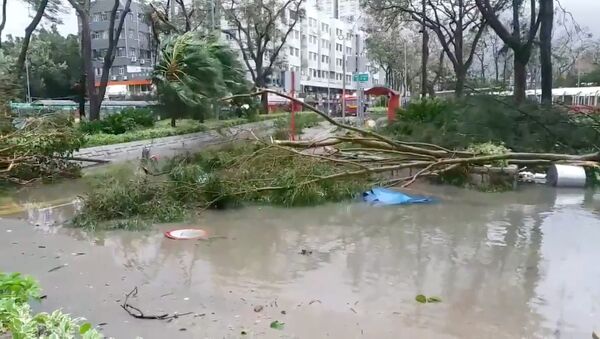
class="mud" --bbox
[1,184,600,338]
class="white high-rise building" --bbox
[222,0,381,111]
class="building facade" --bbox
[89,0,154,98]
[222,0,381,111]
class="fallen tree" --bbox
[0,114,91,185]
[223,89,600,188]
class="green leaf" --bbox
[270,320,285,330]
[415,294,427,303]
[426,296,442,303]
[79,322,92,334]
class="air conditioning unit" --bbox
[111,76,117,80]
[140,59,145,64]
[123,76,128,80]
[131,56,137,62]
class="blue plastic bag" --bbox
[362,187,434,205]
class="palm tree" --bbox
[153,32,246,127]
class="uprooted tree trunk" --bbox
[222,89,600,188]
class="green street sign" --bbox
[353,73,369,82]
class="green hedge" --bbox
[83,114,285,147]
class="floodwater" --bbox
[1,182,600,338]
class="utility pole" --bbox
[341,39,346,119]
[355,33,363,126]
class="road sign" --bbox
[353,73,369,82]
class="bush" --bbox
[80,108,156,135]
[0,272,102,338]
[382,95,600,153]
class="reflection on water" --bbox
[8,183,600,338]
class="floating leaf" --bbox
[426,296,442,303]
[415,295,427,303]
[270,320,285,330]
[79,322,92,334]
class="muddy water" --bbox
[1,184,600,338]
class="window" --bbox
[309,18,317,27]
[309,35,317,44]
[118,66,125,75]
[336,58,342,66]
[321,55,329,63]
[289,46,294,55]
[289,9,297,20]
[92,49,100,59]
[346,47,352,55]
[321,23,329,32]
[294,30,299,39]
[295,48,300,56]
[138,12,144,20]
[129,48,137,58]
[321,39,329,49]
[100,12,108,21]
[336,43,342,52]
[91,31,102,39]
[346,32,352,40]
[128,12,134,21]
[92,13,101,22]
[317,70,321,78]
[313,69,317,77]
[336,28,343,36]
[95,68,102,77]
[128,29,135,39]
[346,75,351,82]
[116,47,126,57]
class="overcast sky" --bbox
[2,0,600,39]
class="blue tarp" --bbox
[362,187,434,205]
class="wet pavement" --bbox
[1,184,600,338]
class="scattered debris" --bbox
[120,287,193,320]
[71,252,86,256]
[299,249,313,255]
[97,322,108,326]
[309,299,322,305]
[194,313,206,318]
[350,308,357,314]
[254,305,264,312]
[270,320,285,330]
[48,264,67,272]
[179,328,187,331]
[241,330,248,335]
[415,294,442,304]
[159,292,173,298]
[38,245,46,248]
[281,310,286,315]
[164,228,208,240]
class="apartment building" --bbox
[223,0,381,107]
[88,0,154,98]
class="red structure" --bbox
[364,86,401,122]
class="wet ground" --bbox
[1,183,600,338]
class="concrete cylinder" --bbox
[547,164,587,188]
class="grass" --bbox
[82,114,288,148]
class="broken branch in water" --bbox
[120,287,193,320]
[224,89,600,189]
